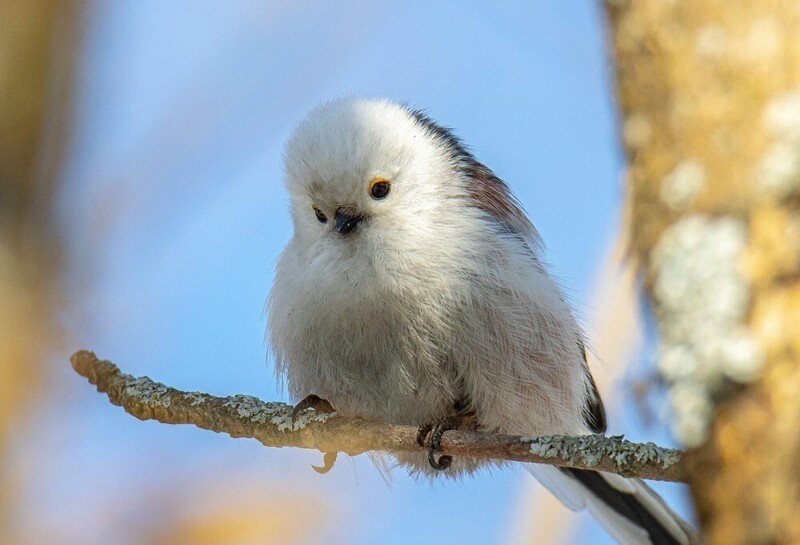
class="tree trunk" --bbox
[0,1,80,541]
[605,1,800,543]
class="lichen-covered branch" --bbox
[70,350,686,482]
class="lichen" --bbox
[124,377,172,407]
[743,18,781,62]
[271,407,336,432]
[623,114,652,148]
[222,396,287,424]
[181,392,207,406]
[660,159,707,210]
[523,434,680,473]
[218,397,337,431]
[695,26,727,58]
[755,90,800,199]
[755,143,800,198]
[652,214,763,446]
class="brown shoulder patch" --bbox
[461,159,541,247]
[406,107,541,248]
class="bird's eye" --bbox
[369,178,391,200]
[313,206,327,223]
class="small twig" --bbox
[70,350,687,482]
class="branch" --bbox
[70,350,687,482]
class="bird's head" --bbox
[281,97,538,267]
[283,98,459,243]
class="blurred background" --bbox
[0,1,693,544]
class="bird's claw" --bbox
[291,396,337,474]
[291,394,335,422]
[312,451,338,474]
[418,415,462,471]
[416,423,433,447]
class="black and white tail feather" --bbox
[527,464,698,545]
[527,349,698,545]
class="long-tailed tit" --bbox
[268,98,696,545]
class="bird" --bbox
[267,97,697,545]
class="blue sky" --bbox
[28,2,691,544]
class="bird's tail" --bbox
[526,464,699,545]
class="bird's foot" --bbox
[291,394,335,422]
[291,395,337,474]
[417,414,471,471]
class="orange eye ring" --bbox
[368,177,391,199]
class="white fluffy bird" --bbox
[268,97,696,545]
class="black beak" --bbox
[334,209,362,235]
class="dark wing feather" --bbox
[579,340,607,433]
